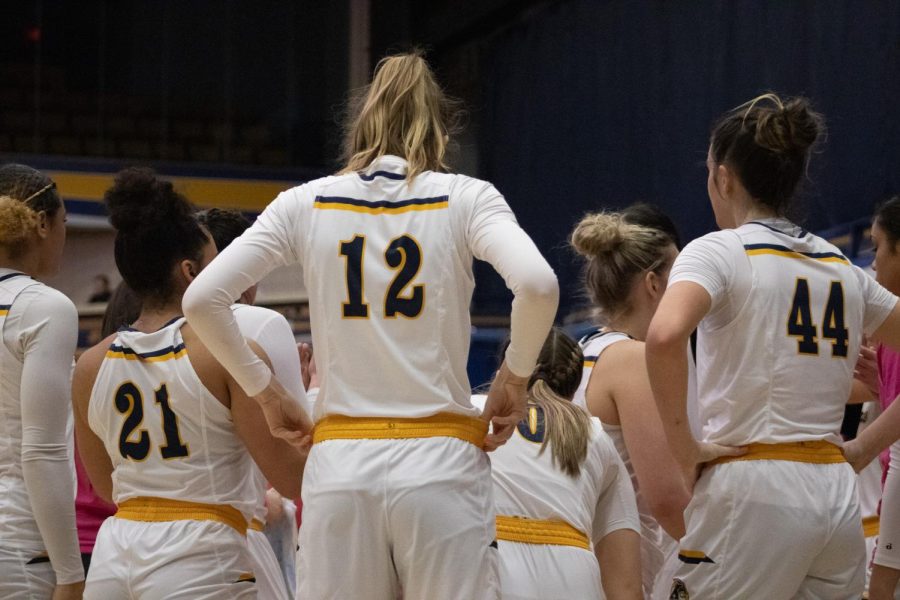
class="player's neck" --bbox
[0,251,39,278]
[607,308,652,342]
[131,301,183,333]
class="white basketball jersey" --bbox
[471,395,638,544]
[0,272,49,547]
[297,156,496,419]
[671,219,897,446]
[88,318,256,520]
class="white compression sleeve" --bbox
[467,188,559,377]
[184,192,299,396]
[17,289,84,584]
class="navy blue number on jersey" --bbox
[786,279,848,357]
[339,235,369,318]
[340,234,425,319]
[116,382,151,460]
[516,406,546,444]
[116,382,189,460]
[384,235,424,318]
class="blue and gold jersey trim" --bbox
[0,304,10,317]
[313,195,449,214]
[583,355,598,368]
[744,243,849,264]
[106,343,187,362]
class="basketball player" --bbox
[198,207,303,600]
[0,164,84,599]
[843,196,900,599]
[646,94,900,598]
[183,51,558,599]
[73,168,307,599]
[472,329,641,599]
[570,210,691,599]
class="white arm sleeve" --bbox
[855,265,899,335]
[464,182,559,377]
[16,289,84,583]
[592,433,641,543]
[184,190,303,395]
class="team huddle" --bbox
[3,50,900,600]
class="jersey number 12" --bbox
[786,279,849,357]
[339,234,424,319]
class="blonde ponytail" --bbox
[340,50,461,181]
[525,328,593,478]
[529,380,592,478]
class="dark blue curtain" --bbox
[473,0,900,315]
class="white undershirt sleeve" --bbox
[464,182,559,377]
[16,289,84,584]
[252,311,308,410]
[184,191,303,395]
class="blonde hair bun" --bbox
[0,196,38,250]
[570,212,634,256]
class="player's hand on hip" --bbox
[52,581,85,600]
[842,438,874,473]
[253,377,314,448]
[481,361,529,452]
[683,442,747,489]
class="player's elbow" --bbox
[646,487,690,539]
[645,321,685,358]
[181,282,207,324]
[515,265,559,312]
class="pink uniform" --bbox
[74,444,115,554]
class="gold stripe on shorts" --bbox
[116,496,248,536]
[495,515,590,550]
[249,518,265,532]
[312,412,488,448]
[707,440,846,467]
[864,515,880,538]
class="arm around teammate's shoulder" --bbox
[230,342,307,498]
[597,339,690,538]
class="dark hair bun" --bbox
[754,96,823,157]
[105,167,194,234]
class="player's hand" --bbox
[298,342,316,390]
[253,377,314,448]
[265,488,285,523]
[52,581,85,600]
[854,342,880,399]
[842,438,875,473]
[682,441,747,488]
[481,361,529,452]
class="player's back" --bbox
[693,220,877,445]
[298,156,489,419]
[87,317,255,523]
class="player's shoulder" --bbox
[17,281,77,319]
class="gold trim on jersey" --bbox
[116,497,248,535]
[495,515,590,550]
[864,515,880,538]
[0,310,8,317]
[707,440,845,467]
[312,412,488,448]
[744,247,850,265]
[314,195,449,215]
[249,518,265,532]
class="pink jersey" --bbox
[74,441,115,553]
[878,344,900,475]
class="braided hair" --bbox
[527,328,592,478]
